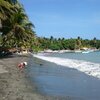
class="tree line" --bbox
[0,0,100,53]
[32,36,100,51]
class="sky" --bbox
[20,0,100,39]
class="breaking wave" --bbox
[33,54,100,79]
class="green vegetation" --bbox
[35,36,100,51]
[0,0,35,52]
[0,0,100,54]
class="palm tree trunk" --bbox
[0,19,2,29]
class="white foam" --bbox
[33,54,100,79]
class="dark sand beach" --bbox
[0,55,42,100]
[0,54,71,100]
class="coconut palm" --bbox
[2,5,35,48]
[0,0,36,52]
[0,0,14,20]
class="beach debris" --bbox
[40,63,43,66]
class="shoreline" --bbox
[39,49,100,54]
[1,53,100,100]
[0,54,43,100]
[33,53,100,79]
[30,53,100,100]
[0,54,70,100]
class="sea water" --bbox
[28,51,100,100]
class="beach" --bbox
[33,54,100,79]
[1,52,100,100]
[0,54,42,100]
[30,52,100,100]
[0,54,72,100]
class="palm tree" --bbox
[75,36,82,50]
[2,7,34,47]
[0,0,16,26]
[0,0,35,50]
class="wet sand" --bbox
[28,55,100,100]
[0,54,72,100]
[0,54,43,100]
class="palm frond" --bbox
[0,0,15,21]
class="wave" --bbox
[33,54,100,79]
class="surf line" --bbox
[33,54,100,79]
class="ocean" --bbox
[28,51,100,100]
